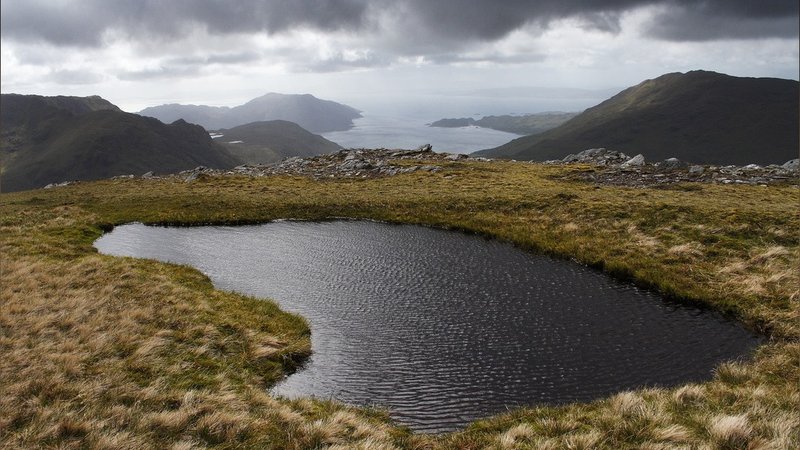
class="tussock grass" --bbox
[1,160,798,448]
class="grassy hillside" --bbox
[479,71,799,165]
[215,120,342,164]
[1,94,120,123]
[1,94,121,171]
[1,161,797,448]
[1,95,239,192]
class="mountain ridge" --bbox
[476,71,800,165]
[139,93,362,133]
[1,94,238,192]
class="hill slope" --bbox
[215,120,342,164]
[1,94,238,192]
[477,71,799,165]
[139,93,362,133]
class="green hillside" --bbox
[1,94,238,192]
[215,120,342,164]
[477,71,799,165]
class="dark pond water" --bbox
[94,221,761,433]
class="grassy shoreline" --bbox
[2,160,798,448]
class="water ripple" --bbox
[95,221,761,433]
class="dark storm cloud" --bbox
[647,1,799,41]
[0,0,371,47]
[385,0,645,41]
[2,0,797,48]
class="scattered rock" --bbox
[621,154,645,168]
[141,171,155,178]
[339,158,372,170]
[782,158,799,171]
[554,148,797,187]
[181,166,211,182]
[43,181,73,189]
[158,146,797,189]
[688,165,705,175]
[169,145,485,182]
[658,158,689,171]
[563,148,630,166]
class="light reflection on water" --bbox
[323,114,522,154]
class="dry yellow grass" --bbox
[1,160,798,448]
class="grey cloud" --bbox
[647,1,799,41]
[1,0,371,47]
[577,12,623,34]
[0,1,113,47]
[206,52,262,65]
[1,0,797,65]
[115,50,266,80]
[389,1,797,43]
[116,65,202,81]
[48,69,104,85]
[425,52,547,66]
[167,52,263,67]
[302,52,390,73]
[385,1,644,42]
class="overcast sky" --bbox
[1,0,797,113]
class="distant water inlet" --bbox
[95,221,761,433]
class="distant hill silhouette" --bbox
[215,120,342,165]
[476,71,799,165]
[1,94,238,192]
[139,93,362,133]
[430,112,577,135]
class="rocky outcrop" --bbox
[41,144,797,190]
[168,145,799,187]
[173,145,487,182]
[548,148,799,187]
[657,158,689,171]
[783,159,799,171]
[562,148,629,166]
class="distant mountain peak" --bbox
[139,93,361,133]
